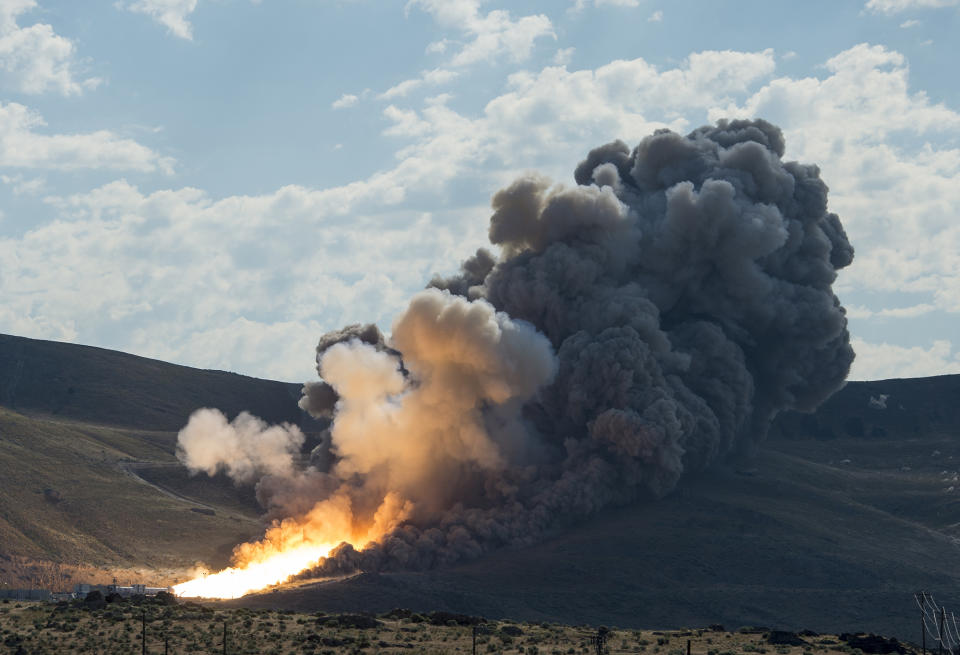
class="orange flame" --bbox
[172,490,412,599]
[171,541,343,599]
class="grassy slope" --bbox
[0,332,320,577]
[0,407,262,572]
[231,434,960,641]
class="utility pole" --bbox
[940,607,946,655]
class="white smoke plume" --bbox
[177,409,305,483]
[177,118,855,576]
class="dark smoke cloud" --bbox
[182,118,854,577]
[314,118,853,572]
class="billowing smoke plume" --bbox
[178,118,854,576]
[298,323,392,419]
[178,410,304,483]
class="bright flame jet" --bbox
[170,490,409,599]
[172,541,342,599]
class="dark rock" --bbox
[839,633,906,654]
[428,611,484,626]
[380,608,413,619]
[332,613,381,629]
[767,631,807,646]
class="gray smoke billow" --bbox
[178,118,854,575]
[298,322,392,419]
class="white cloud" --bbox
[1,172,44,195]
[332,93,359,109]
[0,0,101,95]
[571,0,640,9]
[379,68,458,100]
[382,105,431,137]
[0,102,175,173]
[7,40,958,382]
[376,49,777,186]
[118,0,198,40]
[714,44,960,317]
[0,174,482,380]
[865,0,959,13]
[845,303,936,319]
[0,48,786,380]
[425,38,449,54]
[648,10,663,22]
[409,0,554,67]
[552,47,575,66]
[900,18,922,26]
[849,337,960,380]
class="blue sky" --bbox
[1,0,959,382]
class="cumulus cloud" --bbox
[571,0,640,9]
[332,93,359,109]
[0,102,174,173]
[379,69,458,100]
[648,10,663,21]
[850,337,960,380]
[0,48,786,382]
[118,0,198,40]
[865,0,959,13]
[409,0,555,67]
[7,41,960,384]
[1,172,44,195]
[713,43,960,322]
[0,0,100,95]
[0,169,479,380]
[845,303,936,319]
[552,47,574,65]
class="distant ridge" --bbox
[3,330,959,437]
[772,373,960,441]
[0,333,315,431]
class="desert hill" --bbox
[227,433,960,641]
[1,332,959,642]
[772,374,960,441]
[0,333,315,431]
[0,333,319,578]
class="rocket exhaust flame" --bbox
[172,542,341,599]
[174,119,855,597]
